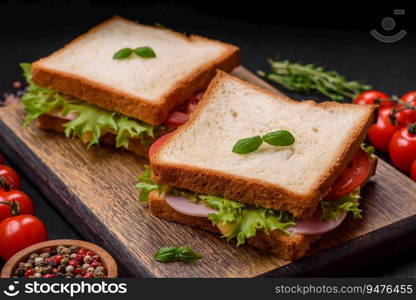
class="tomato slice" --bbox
[186,92,204,114]
[163,111,189,127]
[324,149,371,200]
[149,133,174,158]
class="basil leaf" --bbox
[175,246,203,263]
[134,47,156,58]
[232,136,262,154]
[113,48,133,59]
[154,247,178,263]
[154,246,202,263]
[262,130,295,146]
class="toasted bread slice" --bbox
[148,157,377,260]
[36,114,160,157]
[151,72,375,218]
[32,16,240,125]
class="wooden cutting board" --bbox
[1,67,416,278]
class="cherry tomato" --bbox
[389,126,416,173]
[353,90,392,107]
[186,92,204,114]
[0,152,4,165]
[149,133,174,158]
[368,107,402,152]
[411,160,416,182]
[0,190,34,222]
[0,215,47,260]
[324,149,372,200]
[163,111,189,128]
[0,165,20,190]
[396,91,416,125]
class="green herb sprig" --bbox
[258,59,371,102]
[154,246,202,263]
[232,130,295,154]
[113,46,156,60]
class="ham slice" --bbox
[165,194,217,217]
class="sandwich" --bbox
[137,71,377,260]
[20,16,239,157]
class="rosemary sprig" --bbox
[257,59,371,102]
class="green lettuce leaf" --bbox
[320,192,362,221]
[135,166,167,202]
[135,168,296,244]
[20,63,159,149]
[202,196,295,245]
[115,115,155,148]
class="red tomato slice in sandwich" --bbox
[323,149,371,200]
[163,111,189,127]
[186,92,204,114]
[149,133,174,158]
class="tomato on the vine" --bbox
[411,160,416,182]
[0,165,20,190]
[0,190,34,222]
[353,90,392,107]
[396,91,416,125]
[368,107,402,152]
[0,215,47,260]
[389,125,416,173]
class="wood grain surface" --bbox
[1,66,416,277]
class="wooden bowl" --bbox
[1,239,117,278]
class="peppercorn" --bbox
[95,266,104,273]
[12,245,107,278]
[48,261,58,268]
[58,265,66,272]
[65,265,74,273]
[60,258,69,265]
[90,261,101,268]
[68,259,78,267]
[83,272,94,278]
[14,268,25,277]
[84,255,92,264]
[93,270,106,278]
[34,257,44,266]
[29,253,39,259]
[61,248,72,256]
[24,262,33,270]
